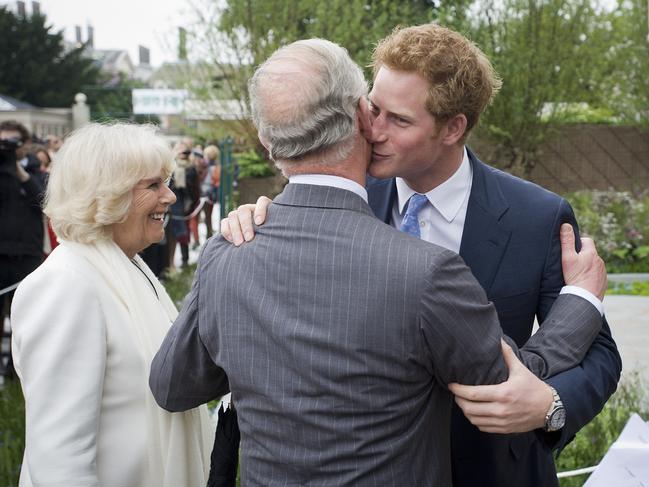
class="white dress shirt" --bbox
[391,148,472,254]
[289,174,368,202]
[389,147,603,315]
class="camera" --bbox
[0,137,22,170]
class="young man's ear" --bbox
[441,114,468,146]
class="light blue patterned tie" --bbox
[400,193,429,238]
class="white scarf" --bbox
[61,239,214,487]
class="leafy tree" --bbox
[455,0,611,176]
[0,7,100,107]
[186,0,648,177]
[185,0,437,147]
[596,0,649,127]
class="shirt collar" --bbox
[288,174,368,203]
[396,147,472,223]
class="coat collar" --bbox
[274,183,375,218]
[458,148,512,292]
[366,176,397,224]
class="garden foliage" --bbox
[567,190,649,273]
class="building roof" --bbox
[0,94,37,111]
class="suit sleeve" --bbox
[149,258,229,412]
[419,250,603,387]
[419,250,510,386]
[11,269,105,487]
[538,198,622,449]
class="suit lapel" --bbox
[366,176,397,223]
[459,150,512,293]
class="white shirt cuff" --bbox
[560,286,604,316]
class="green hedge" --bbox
[566,190,649,273]
[608,280,649,296]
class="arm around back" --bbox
[537,199,621,448]
[420,249,602,388]
[150,248,230,412]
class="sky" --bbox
[1,0,191,66]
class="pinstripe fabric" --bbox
[150,183,602,486]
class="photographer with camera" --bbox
[0,120,44,378]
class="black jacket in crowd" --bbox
[0,163,44,258]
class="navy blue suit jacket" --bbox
[366,149,621,487]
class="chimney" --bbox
[178,27,187,61]
[87,25,94,48]
[31,1,40,16]
[139,46,150,65]
[75,26,83,44]
[16,1,26,16]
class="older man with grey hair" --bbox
[150,39,606,486]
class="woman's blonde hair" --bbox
[204,144,220,161]
[45,122,175,244]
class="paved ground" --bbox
[604,295,649,385]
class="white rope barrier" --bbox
[557,465,598,478]
[0,281,20,296]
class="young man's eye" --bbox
[393,115,410,126]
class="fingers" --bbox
[225,210,245,246]
[500,339,521,372]
[454,395,503,417]
[560,223,576,259]
[236,204,257,242]
[220,218,233,243]
[254,196,271,225]
[448,382,501,402]
[579,236,597,255]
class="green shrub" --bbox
[567,190,649,273]
[608,280,649,296]
[557,373,649,486]
[235,150,274,179]
[0,378,25,487]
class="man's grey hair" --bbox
[248,39,368,168]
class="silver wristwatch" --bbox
[544,386,566,432]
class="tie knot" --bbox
[405,193,428,215]
[400,193,428,238]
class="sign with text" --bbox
[132,89,188,115]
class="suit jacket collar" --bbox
[458,148,511,292]
[274,183,376,218]
[366,176,397,224]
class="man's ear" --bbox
[442,114,468,146]
[357,97,372,142]
[258,134,270,151]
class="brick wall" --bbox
[471,125,649,194]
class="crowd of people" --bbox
[0,123,221,380]
[2,21,622,487]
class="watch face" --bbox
[549,407,566,430]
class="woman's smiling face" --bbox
[112,170,176,258]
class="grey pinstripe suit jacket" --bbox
[150,183,601,486]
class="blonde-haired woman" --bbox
[11,123,213,487]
